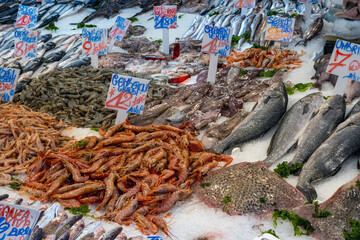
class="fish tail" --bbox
[296,181,317,201]
[295,40,304,47]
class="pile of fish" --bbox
[0,103,70,175]
[22,120,232,236]
[182,0,329,49]
[227,48,303,69]
[196,161,307,215]
[334,0,360,20]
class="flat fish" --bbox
[196,161,307,215]
[263,92,324,167]
[211,82,288,154]
[294,174,360,240]
[297,112,360,200]
[289,95,345,168]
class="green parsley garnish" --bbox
[209,11,220,17]
[76,23,97,29]
[200,182,211,188]
[286,82,314,95]
[258,69,278,78]
[251,43,268,50]
[239,70,249,77]
[273,209,315,236]
[312,201,331,218]
[178,14,185,19]
[273,162,303,178]
[128,17,138,23]
[45,22,59,31]
[74,140,89,148]
[261,229,279,238]
[344,218,360,240]
[8,177,23,190]
[222,195,232,205]
[90,128,99,132]
[259,197,266,203]
[154,39,163,44]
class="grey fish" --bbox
[196,161,306,215]
[345,80,360,103]
[250,11,264,42]
[345,99,360,120]
[211,82,288,154]
[55,214,83,238]
[62,57,90,68]
[253,16,268,43]
[152,107,178,125]
[98,227,123,240]
[23,58,44,73]
[285,0,297,14]
[43,235,56,240]
[289,95,345,168]
[58,232,70,240]
[0,194,9,201]
[67,220,85,240]
[296,18,323,46]
[37,202,60,229]
[45,51,66,63]
[263,92,324,167]
[297,112,360,200]
[76,221,102,240]
[29,226,42,240]
[130,102,170,126]
[42,211,68,237]
[201,110,248,149]
[294,174,360,240]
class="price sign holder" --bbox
[108,16,131,52]
[264,16,295,43]
[326,39,360,95]
[82,28,107,69]
[105,74,150,124]
[0,67,20,102]
[201,25,232,84]
[154,5,177,55]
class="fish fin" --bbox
[296,181,317,201]
[263,96,271,104]
[310,109,318,119]
[251,101,259,111]
[330,165,342,176]
[295,40,303,46]
[267,134,276,156]
[302,103,310,115]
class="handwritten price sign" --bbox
[234,0,255,8]
[201,25,232,57]
[14,30,37,59]
[106,74,150,115]
[264,16,295,42]
[82,28,107,55]
[326,39,360,82]
[16,5,38,28]
[0,202,41,240]
[0,67,20,102]
[109,16,131,42]
[154,5,177,29]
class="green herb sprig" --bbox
[273,162,303,178]
[222,195,231,205]
[261,229,279,238]
[286,83,314,95]
[273,209,315,236]
[45,22,59,31]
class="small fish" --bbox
[55,214,83,238]
[42,211,68,237]
[0,194,9,201]
[76,221,102,240]
[68,220,85,240]
[98,227,123,240]
[296,18,323,46]
[29,226,42,240]
[36,202,60,229]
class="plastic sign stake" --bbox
[0,201,41,240]
[108,16,131,52]
[105,74,150,124]
[82,28,107,69]
[16,5,38,28]
[264,16,295,42]
[201,25,232,84]
[154,5,177,55]
[0,67,20,102]
[326,39,360,95]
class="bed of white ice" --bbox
[2,6,359,240]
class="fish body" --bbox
[263,92,324,167]
[296,18,323,46]
[55,214,83,238]
[345,99,360,120]
[250,11,264,41]
[42,211,68,236]
[36,203,61,229]
[289,95,345,168]
[62,57,90,68]
[211,82,288,154]
[196,161,306,215]
[0,194,9,201]
[45,51,66,63]
[76,221,102,240]
[23,58,44,72]
[297,112,360,200]
[98,227,123,240]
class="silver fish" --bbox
[296,18,323,46]
[55,214,83,238]
[98,227,123,240]
[42,211,68,236]
[36,202,60,229]
[76,221,102,240]
[263,92,324,167]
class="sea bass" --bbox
[289,95,345,168]
[263,92,324,167]
[294,175,360,240]
[297,112,360,200]
[296,18,323,46]
[196,161,307,215]
[211,82,288,154]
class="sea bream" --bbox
[211,82,288,154]
[196,161,307,215]
[297,112,360,200]
[263,92,324,167]
[288,95,345,169]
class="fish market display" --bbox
[211,82,288,154]
[288,95,346,168]
[0,103,70,175]
[294,175,360,240]
[263,93,324,167]
[227,48,304,69]
[297,112,360,200]
[196,161,307,215]
[23,121,233,236]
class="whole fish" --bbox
[55,214,83,238]
[29,226,42,240]
[23,57,44,72]
[263,92,324,167]
[288,95,345,169]
[285,0,297,14]
[76,221,102,240]
[211,82,288,154]
[42,211,68,237]
[297,112,360,200]
[250,11,264,41]
[345,80,360,103]
[294,175,360,240]
[182,15,203,39]
[0,194,9,201]
[36,203,60,229]
[130,102,170,126]
[62,57,90,68]
[45,51,66,63]
[58,232,70,240]
[196,161,306,215]
[98,227,123,240]
[231,15,245,36]
[296,18,323,46]
[67,220,85,240]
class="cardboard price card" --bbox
[109,16,131,42]
[201,25,232,57]
[14,30,37,59]
[16,5,38,28]
[154,5,177,29]
[234,0,256,8]
[82,28,107,55]
[264,16,295,42]
[326,39,360,82]
[0,67,20,102]
[0,202,41,240]
[105,74,150,115]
